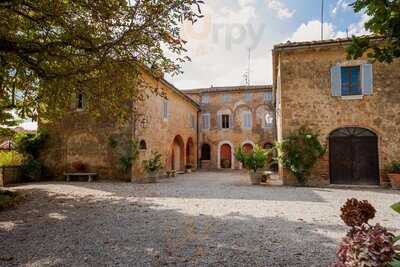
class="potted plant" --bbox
[142,151,162,183]
[235,145,268,185]
[170,170,177,177]
[185,164,193,173]
[386,161,400,189]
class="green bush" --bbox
[119,140,140,173]
[14,131,48,158]
[0,151,24,167]
[275,126,326,185]
[0,190,21,211]
[234,145,269,172]
[386,161,400,174]
[142,151,162,174]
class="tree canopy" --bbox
[0,0,203,125]
[348,0,400,63]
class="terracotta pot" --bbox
[145,171,158,183]
[249,170,262,185]
[388,173,400,189]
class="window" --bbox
[243,112,252,129]
[331,64,373,97]
[244,93,252,101]
[341,66,361,96]
[162,100,169,119]
[202,113,210,130]
[139,140,147,150]
[222,114,230,129]
[77,93,85,110]
[264,112,274,128]
[222,94,230,102]
[264,91,273,102]
[201,95,209,104]
[189,114,195,128]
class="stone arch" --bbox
[186,137,195,166]
[217,141,234,169]
[256,105,274,128]
[171,135,185,171]
[241,140,255,153]
[234,105,252,129]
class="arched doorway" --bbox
[242,143,254,154]
[329,127,379,185]
[186,137,194,166]
[201,144,211,160]
[220,143,232,169]
[171,135,185,171]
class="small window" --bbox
[222,114,230,129]
[139,140,147,150]
[201,95,209,104]
[264,92,273,102]
[244,93,252,101]
[222,94,230,102]
[162,100,169,119]
[243,112,252,129]
[77,93,85,110]
[264,112,274,128]
[341,66,361,96]
[202,113,210,130]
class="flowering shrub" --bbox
[332,199,399,267]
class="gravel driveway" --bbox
[1,171,399,267]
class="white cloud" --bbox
[266,0,295,19]
[332,0,351,16]
[288,15,371,43]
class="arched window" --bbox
[139,140,147,150]
[264,112,274,128]
[201,144,211,160]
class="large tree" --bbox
[0,0,203,124]
[347,0,400,63]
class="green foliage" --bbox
[142,151,163,174]
[21,159,42,180]
[275,126,326,185]
[0,151,24,167]
[234,145,269,172]
[0,0,204,123]
[119,140,140,173]
[14,131,48,158]
[386,161,400,174]
[391,202,400,266]
[108,136,118,149]
[347,1,400,63]
[0,190,21,211]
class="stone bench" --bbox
[64,173,97,183]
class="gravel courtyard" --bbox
[1,171,399,267]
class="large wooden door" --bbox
[329,128,379,185]
[220,144,232,169]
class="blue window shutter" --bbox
[229,114,233,128]
[217,114,222,129]
[362,64,373,95]
[331,66,341,96]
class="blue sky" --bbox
[20,0,368,130]
[168,0,369,89]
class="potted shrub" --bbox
[386,161,400,189]
[142,151,162,183]
[235,145,268,185]
[185,164,193,173]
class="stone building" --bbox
[273,37,400,186]
[40,69,199,182]
[185,86,275,170]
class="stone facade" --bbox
[40,69,199,182]
[273,38,400,186]
[185,86,275,170]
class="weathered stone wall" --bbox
[40,70,199,182]
[133,75,199,181]
[187,88,275,169]
[0,167,22,187]
[275,44,400,186]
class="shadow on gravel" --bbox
[0,187,341,267]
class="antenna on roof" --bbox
[346,28,349,38]
[321,0,324,40]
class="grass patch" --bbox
[0,190,22,211]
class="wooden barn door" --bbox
[329,128,379,185]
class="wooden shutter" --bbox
[361,64,373,95]
[331,65,341,96]
[229,114,233,129]
[217,114,222,129]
